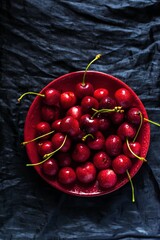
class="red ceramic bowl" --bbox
[24,71,150,197]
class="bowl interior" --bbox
[24,71,150,197]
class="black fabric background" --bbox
[1,1,160,239]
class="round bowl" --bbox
[24,71,150,197]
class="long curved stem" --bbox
[126,138,147,162]
[21,130,55,145]
[126,170,135,203]
[18,92,45,102]
[133,111,143,142]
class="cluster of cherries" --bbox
[19,55,158,201]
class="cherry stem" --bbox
[18,92,45,102]
[82,133,94,141]
[126,138,147,162]
[82,54,101,86]
[144,118,160,127]
[133,111,143,142]
[126,170,135,203]
[26,135,67,167]
[91,106,124,119]
[21,130,55,146]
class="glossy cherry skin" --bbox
[37,140,53,157]
[58,167,76,185]
[75,82,94,99]
[60,91,77,109]
[110,112,125,125]
[97,169,117,189]
[99,96,117,109]
[105,135,122,157]
[56,152,71,167]
[117,122,136,141]
[126,107,141,125]
[123,141,141,159]
[114,88,133,109]
[51,133,71,152]
[81,96,99,113]
[93,88,109,101]
[61,116,80,137]
[112,154,132,174]
[41,105,59,122]
[72,143,91,163]
[41,158,58,176]
[51,119,62,132]
[76,162,96,184]
[80,114,99,134]
[86,131,105,150]
[98,117,111,131]
[93,151,111,170]
[43,88,60,107]
[35,121,51,139]
[66,105,82,120]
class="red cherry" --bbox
[105,135,122,157]
[93,151,111,170]
[37,140,53,156]
[126,107,141,125]
[35,122,51,139]
[80,114,99,133]
[86,131,105,150]
[123,141,141,159]
[97,169,117,188]
[41,158,58,176]
[99,96,117,109]
[51,133,71,152]
[114,88,133,109]
[75,82,94,99]
[112,154,132,174]
[72,143,91,163]
[81,96,99,113]
[41,106,59,122]
[117,122,136,141]
[51,119,62,132]
[43,88,60,107]
[76,162,96,184]
[56,152,71,167]
[58,167,76,185]
[60,91,77,109]
[61,116,80,137]
[98,117,111,131]
[110,112,125,125]
[93,88,109,101]
[66,105,82,120]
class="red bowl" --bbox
[24,71,150,197]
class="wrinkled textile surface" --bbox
[1,0,160,239]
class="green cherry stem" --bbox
[126,138,147,162]
[18,92,45,102]
[21,130,55,146]
[82,133,94,141]
[26,135,67,167]
[82,54,102,86]
[126,170,135,203]
[133,111,143,143]
[144,118,160,127]
[91,106,124,119]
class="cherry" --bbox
[127,107,141,125]
[41,158,58,176]
[97,169,117,189]
[56,152,71,167]
[37,140,53,157]
[72,143,91,163]
[93,151,111,170]
[84,131,105,150]
[123,141,141,159]
[93,88,109,101]
[66,105,82,120]
[80,114,99,133]
[115,88,133,109]
[117,122,136,141]
[58,167,76,185]
[35,122,51,139]
[61,116,80,137]
[41,105,59,122]
[112,154,132,174]
[51,119,62,132]
[98,117,111,131]
[99,96,117,110]
[60,91,77,109]
[81,96,99,113]
[76,162,96,184]
[105,135,122,157]
[51,133,71,152]
[110,112,125,125]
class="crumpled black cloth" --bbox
[1,0,160,239]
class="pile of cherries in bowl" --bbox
[20,55,151,199]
